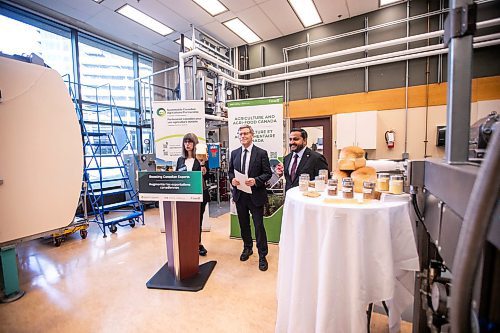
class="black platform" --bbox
[146,261,217,292]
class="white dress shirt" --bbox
[241,144,253,176]
[288,147,306,176]
[184,158,194,171]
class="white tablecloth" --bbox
[276,188,419,333]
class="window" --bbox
[0,13,73,77]
[1,4,154,185]
[78,35,135,108]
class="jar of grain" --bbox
[342,177,354,199]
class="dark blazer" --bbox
[283,147,329,192]
[228,145,272,207]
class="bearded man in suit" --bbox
[277,128,329,192]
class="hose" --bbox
[450,127,500,332]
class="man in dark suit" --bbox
[278,128,329,192]
[228,124,272,271]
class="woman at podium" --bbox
[176,133,210,256]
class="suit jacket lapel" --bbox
[295,147,311,176]
[247,146,258,175]
[234,148,242,173]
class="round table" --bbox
[276,187,419,333]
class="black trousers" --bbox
[199,189,210,243]
[235,192,268,257]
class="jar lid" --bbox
[342,177,353,186]
[377,173,390,178]
[390,174,404,180]
[363,180,376,187]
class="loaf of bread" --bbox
[351,166,377,193]
[338,146,366,170]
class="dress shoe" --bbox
[259,256,268,271]
[199,244,207,256]
[240,248,253,261]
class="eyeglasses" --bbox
[239,131,251,136]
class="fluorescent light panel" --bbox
[380,0,404,6]
[175,37,193,50]
[223,18,261,44]
[116,4,173,36]
[288,0,322,28]
[192,0,228,16]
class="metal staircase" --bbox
[65,78,144,237]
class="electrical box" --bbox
[436,126,446,146]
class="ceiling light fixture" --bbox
[175,37,193,50]
[288,0,322,28]
[116,4,173,36]
[223,18,261,44]
[192,0,228,16]
[93,0,104,3]
[379,0,405,7]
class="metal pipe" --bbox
[283,7,450,52]
[307,33,311,99]
[239,30,444,76]
[424,0,431,158]
[179,17,499,80]
[450,129,500,333]
[476,17,500,28]
[281,1,496,52]
[445,0,474,163]
[205,114,228,122]
[179,53,186,100]
[133,66,178,82]
[438,0,444,83]
[404,0,410,155]
[364,17,369,93]
[204,37,500,86]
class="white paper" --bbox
[234,170,252,194]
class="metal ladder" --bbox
[66,78,144,237]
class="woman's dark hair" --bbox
[181,133,199,158]
[290,128,308,140]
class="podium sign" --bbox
[139,171,216,291]
[138,171,202,202]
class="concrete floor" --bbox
[0,208,411,333]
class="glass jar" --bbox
[319,169,329,183]
[342,177,354,199]
[389,175,404,194]
[327,179,338,196]
[315,176,326,192]
[363,180,376,200]
[376,173,390,191]
[298,174,309,191]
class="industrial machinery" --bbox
[409,1,499,332]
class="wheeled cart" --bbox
[51,218,89,247]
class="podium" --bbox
[139,171,216,292]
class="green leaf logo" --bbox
[156,108,166,117]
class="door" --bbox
[291,117,332,171]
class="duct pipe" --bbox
[204,37,500,87]
[180,18,499,79]
[179,53,186,100]
[205,114,228,122]
[450,129,500,333]
[133,65,178,82]
[181,30,442,76]
[477,17,500,29]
